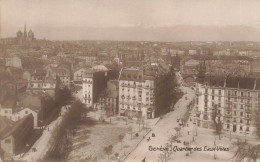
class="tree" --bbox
[136,117,142,131]
[254,110,260,139]
[104,145,113,162]
[85,155,97,162]
[158,143,174,162]
[211,104,222,140]
[233,139,260,162]
[118,134,125,150]
[127,126,133,139]
[55,86,74,107]
[174,127,181,137]
[168,135,177,147]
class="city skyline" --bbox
[1,0,260,41]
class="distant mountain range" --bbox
[5,25,260,41]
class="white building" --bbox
[82,69,94,107]
[73,67,86,83]
[118,67,155,119]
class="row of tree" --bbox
[44,100,87,161]
[40,86,74,126]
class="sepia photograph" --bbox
[0,0,260,161]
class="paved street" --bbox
[125,85,195,162]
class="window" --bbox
[241,105,243,109]
[205,88,208,94]
[241,98,243,103]
[240,126,243,131]
[5,139,11,144]
[234,111,237,115]
[234,118,236,122]
[234,104,237,109]
[212,89,215,94]
[241,92,244,96]
[240,119,243,123]
[234,98,237,102]
[246,127,249,132]
[4,110,8,114]
[219,90,221,95]
[227,124,230,129]
[240,112,243,116]
[212,96,214,100]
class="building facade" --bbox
[118,67,155,119]
[195,77,260,135]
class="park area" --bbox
[68,115,160,162]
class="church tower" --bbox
[23,24,27,40]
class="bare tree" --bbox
[174,127,181,137]
[85,155,97,162]
[168,134,177,147]
[247,144,260,162]
[232,139,260,162]
[127,126,133,139]
[104,145,113,162]
[211,104,222,140]
[157,143,174,162]
[118,134,125,150]
[136,117,142,131]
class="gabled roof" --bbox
[0,114,33,139]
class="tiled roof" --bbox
[120,68,144,81]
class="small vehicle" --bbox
[152,133,156,137]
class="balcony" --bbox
[121,83,127,87]
[225,113,232,117]
[245,115,250,119]
[83,80,92,84]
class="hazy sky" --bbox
[1,0,260,41]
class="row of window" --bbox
[121,104,142,110]
[204,88,259,98]
[226,124,250,132]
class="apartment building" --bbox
[195,76,260,135]
[119,67,155,119]
[98,80,119,116]
[82,69,119,107]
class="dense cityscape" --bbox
[0,25,260,161]
[1,0,260,161]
